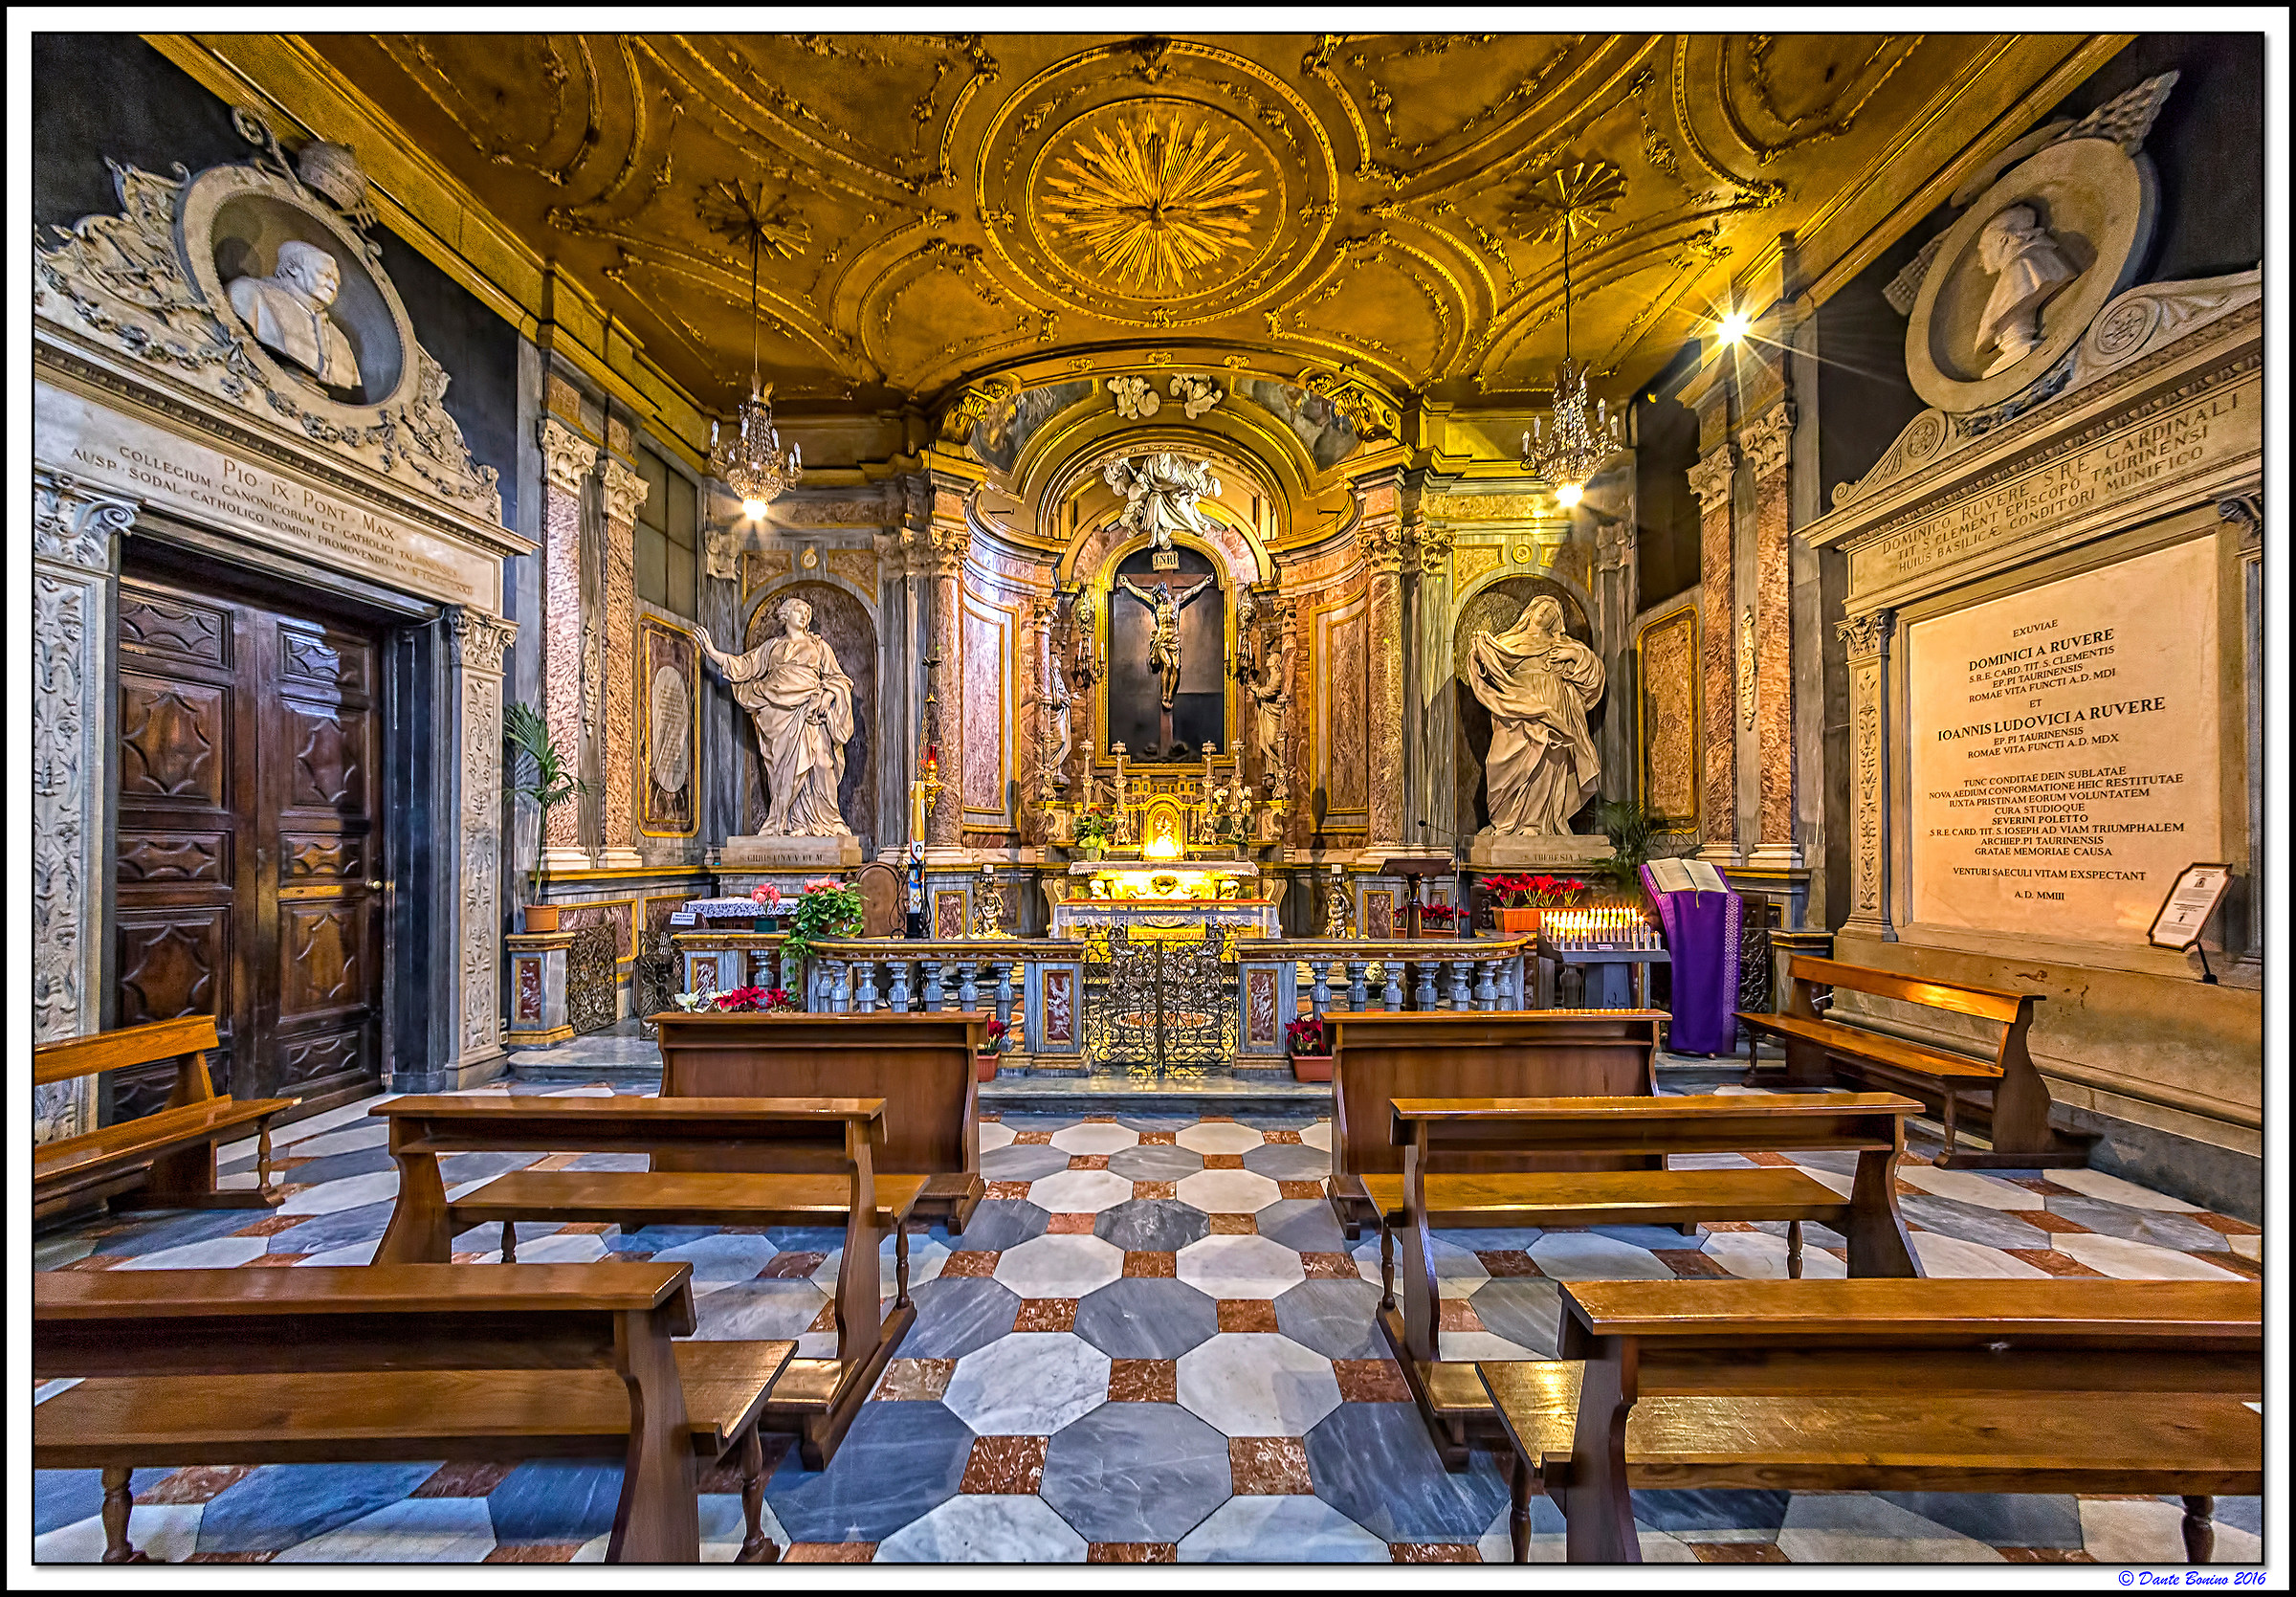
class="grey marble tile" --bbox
[1041,1401,1233,1543]
[901,1276,1023,1360]
[1896,1194,2050,1251]
[1105,1142,1206,1182]
[1240,1142,1332,1181]
[2044,1194,2231,1253]
[1467,1277,1563,1356]
[1093,1198,1210,1252]
[764,1400,973,1542]
[1306,1402,1510,1542]
[485,1461,623,1545]
[1874,1492,2083,1549]
[1074,1276,1220,1359]
[1256,1197,1350,1254]
[981,1143,1072,1183]
[1629,1488,1792,1535]
[689,1278,828,1341]
[262,1199,401,1256]
[196,1464,440,1554]
[1271,1278,1384,1360]
[946,1199,1050,1253]
[94,1207,266,1258]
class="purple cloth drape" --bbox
[1642,865,1742,1055]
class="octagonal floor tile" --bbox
[1175,1168,1283,1214]
[1256,1198,1348,1254]
[1073,1275,1221,1359]
[1300,1120,1334,1152]
[1270,1278,1384,1360]
[690,1278,831,1341]
[2043,1166,2201,1212]
[1700,1230,1847,1281]
[1468,1276,1565,1353]
[1527,1231,1673,1281]
[875,1492,1087,1562]
[1241,1142,1331,1181]
[978,1121,1018,1153]
[946,1199,1050,1253]
[763,1399,973,1542]
[1353,1234,1491,1294]
[1027,1168,1137,1215]
[943,1331,1111,1437]
[1908,1232,2048,1279]
[1177,1333,1341,1438]
[2052,1231,2243,1280]
[1176,1233,1306,1299]
[994,1232,1126,1298]
[1049,1122,1141,1156]
[1106,1143,1204,1183]
[806,1237,951,1298]
[1093,1198,1212,1253]
[902,1276,1022,1360]
[1041,1401,1233,1544]
[1892,1163,2045,1209]
[1175,1122,1265,1156]
[1178,1494,1386,1563]
[982,1144,1071,1183]
[1305,1401,1510,1542]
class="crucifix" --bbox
[1115,572,1216,756]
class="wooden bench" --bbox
[33,1016,298,1223]
[34,1262,794,1564]
[1740,955,2094,1168]
[1366,1092,1924,1469]
[1481,1277,2262,1564]
[372,1094,920,1471]
[653,1011,985,1231]
[1324,1009,1667,1238]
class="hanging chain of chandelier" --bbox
[709,215,802,519]
[1516,164,1626,508]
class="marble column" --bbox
[536,417,599,871]
[596,456,648,869]
[1837,608,1897,941]
[1357,476,1407,853]
[1688,441,1739,857]
[33,472,137,1142]
[1408,515,1456,843]
[447,607,519,1078]
[1744,404,1798,864]
[921,484,971,851]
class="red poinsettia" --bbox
[1476,873,1589,909]
[714,985,801,1013]
[1284,1013,1328,1056]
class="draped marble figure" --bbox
[698,596,856,837]
[1467,595,1605,835]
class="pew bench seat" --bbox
[1359,1165,1849,1232]
[454,1170,930,1242]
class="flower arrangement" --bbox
[983,1017,1015,1054]
[713,985,803,1014]
[1284,1013,1328,1057]
[1477,873,1591,909]
[780,878,864,965]
[1419,902,1458,928]
[1071,810,1118,849]
[749,883,783,911]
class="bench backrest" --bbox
[1389,1093,1921,1164]
[1326,1010,1667,1181]
[376,1094,888,1173]
[32,1015,220,1094]
[1786,956,2033,1026]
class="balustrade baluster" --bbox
[1446,959,1470,1011]
[830,960,851,1014]
[1383,960,1404,1011]
[993,961,1016,1039]
[1347,961,1369,1010]
[956,961,979,1012]
[1473,956,1498,1012]
[1413,958,1437,1011]
[890,959,914,1012]
[856,960,880,1013]
[1311,958,1332,1015]
[922,959,945,1010]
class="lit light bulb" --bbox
[1717,310,1752,344]
[1555,482,1584,507]
[741,497,771,521]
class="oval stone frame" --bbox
[177,161,416,419]
[1905,137,2155,415]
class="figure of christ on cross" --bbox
[1115,572,1217,756]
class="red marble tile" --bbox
[2001,1249,2108,1277]
[1217,1299,1279,1333]
[1392,1542,1479,1561]
[1334,1359,1412,1403]
[940,1250,1002,1276]
[1743,1150,1798,1167]
[1123,1250,1177,1277]
[1701,1220,1760,1233]
[873,1358,958,1401]
[2020,1209,2095,1234]
[410,1461,516,1498]
[2209,1252,2265,1280]
[784,1542,876,1562]
[1474,1249,1540,1276]
[1089,1543,1178,1562]
[480,1544,583,1563]
[1109,1360,1178,1403]
[1652,1249,1733,1278]
[985,1181,1033,1200]
[1014,1298,1079,1332]
[1138,1131,1179,1146]
[806,1301,837,1333]
[1069,1153,1113,1170]
[55,1254,128,1271]
[1046,1211,1097,1234]
[1300,1251,1358,1280]
[1230,1435,1314,1495]
[1014,1130,1055,1145]
[1263,1129,1305,1144]
[960,1434,1048,1494]
[245,1253,306,1268]
[759,1251,828,1278]
[1209,1212,1259,1235]
[1438,1298,1484,1333]
[557,1220,614,1234]
[1999,1547,2098,1563]
[1203,1153,1247,1170]
[1133,1180,1179,1201]
[229,1213,307,1238]
[1201,1115,1237,1122]
[1689,1542,1790,1562]
[2191,1211,2263,1235]
[1082,1115,1119,1124]
[1277,1180,1327,1200]
[138,1465,255,1505]
[187,1551,279,1563]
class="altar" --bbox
[1045,859,1284,939]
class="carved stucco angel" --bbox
[1102,453,1222,555]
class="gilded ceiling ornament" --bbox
[1506,159,1627,245]
[1040,111,1269,296]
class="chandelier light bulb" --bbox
[741,497,771,521]
[1718,309,1752,344]
[1555,482,1584,507]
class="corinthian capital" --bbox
[33,472,138,572]
[1741,403,1795,480]
[930,521,973,576]
[1356,521,1404,577]
[599,455,649,527]
[1834,608,1896,658]
[538,417,600,498]
[1687,442,1738,516]
[447,606,519,673]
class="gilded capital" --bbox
[1687,442,1737,516]
[538,416,599,498]
[599,455,649,528]
[1741,403,1795,480]
[1356,521,1404,577]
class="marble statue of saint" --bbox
[1467,595,1606,835]
[1103,453,1222,555]
[697,595,856,837]
[1976,204,2080,375]
[1115,574,1216,710]
[227,239,361,388]
[1245,632,1288,771]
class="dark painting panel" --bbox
[1106,545,1225,762]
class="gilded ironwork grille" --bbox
[1083,923,1235,1078]
[566,922,621,1035]
[631,931,678,1037]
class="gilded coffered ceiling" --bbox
[298,32,2104,423]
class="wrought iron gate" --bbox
[1083,924,1236,1078]
[566,922,621,1035]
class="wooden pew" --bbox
[34,1262,794,1564]
[1324,1009,1667,1238]
[653,1011,985,1231]
[373,1094,919,1471]
[1481,1277,2263,1564]
[1739,955,2094,1168]
[1367,1092,1924,1470]
[33,1016,298,1222]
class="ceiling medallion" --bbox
[1517,162,1624,506]
[1040,111,1269,296]
[708,215,803,518]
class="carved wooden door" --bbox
[115,570,386,1120]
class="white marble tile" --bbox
[1174,1167,1283,1213]
[117,1234,271,1271]
[2230,1233,2262,1260]
[275,1497,497,1562]
[993,1231,1126,1298]
[1906,1231,2046,1278]
[296,1241,381,1267]
[543,1085,617,1097]
[277,1120,392,1159]
[2079,1497,2262,1564]
[34,1504,205,1564]
[1781,1163,1856,1198]
[1175,1121,1265,1155]
[978,1120,1018,1152]
[1438,1330,1536,1363]
[2045,1167,2202,1212]
[1776,1492,2005,1562]
[34,1378,82,1405]
[1176,1233,1307,1298]
[2053,1231,2243,1281]
[1300,1120,1334,1152]
[215,1170,261,1190]
[1701,1230,1847,1280]
[1894,1163,2046,1209]
[1050,1121,1141,1155]
[1027,1167,1137,1214]
[277,1168,400,1215]
[809,1237,951,1297]
[1176,1331,1342,1436]
[1527,1231,1674,1281]
[795,1330,838,1359]
[508,1231,609,1266]
[697,1492,783,1563]
[1181,1495,1386,1562]
[876,1492,1087,1562]
[942,1331,1111,1435]
[652,1232,784,1282]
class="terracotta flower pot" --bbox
[523,904,561,933]
[1493,906,1542,936]
[976,1052,1002,1083]
[1290,1053,1334,1083]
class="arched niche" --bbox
[1093,536,1230,765]
[740,580,878,854]
[1451,575,1604,834]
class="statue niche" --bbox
[727,581,877,854]
[1453,577,1602,833]
[1105,544,1225,762]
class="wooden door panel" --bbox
[280,833,364,883]
[279,901,367,1018]
[117,910,229,1028]
[119,677,229,803]
[277,619,364,694]
[281,702,367,813]
[117,830,231,884]
[276,1030,368,1097]
[118,588,230,667]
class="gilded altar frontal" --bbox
[23,22,2275,1575]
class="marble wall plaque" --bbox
[1908,538,2221,941]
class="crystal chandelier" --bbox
[1518,172,1623,509]
[709,225,801,519]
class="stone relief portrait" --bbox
[1976,203,2081,374]
[226,238,360,388]
[637,616,698,836]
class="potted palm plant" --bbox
[502,702,587,932]
[1590,796,1671,906]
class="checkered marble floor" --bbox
[33,1085,2263,1564]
